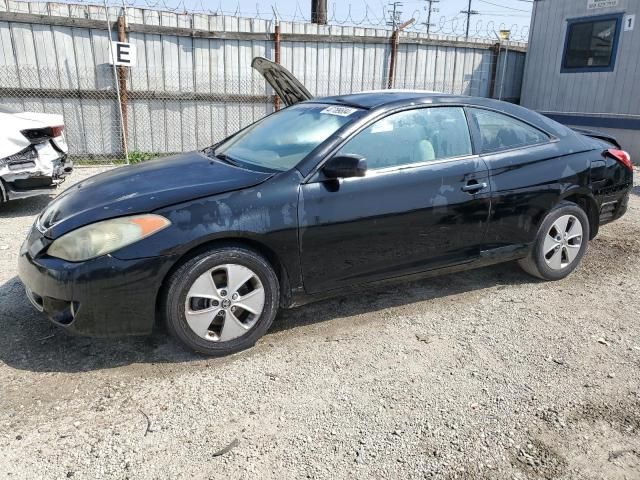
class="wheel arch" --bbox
[559,190,599,239]
[155,237,292,326]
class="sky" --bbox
[120,0,534,40]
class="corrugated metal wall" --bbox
[0,1,526,159]
[520,0,640,160]
[521,0,640,115]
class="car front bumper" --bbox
[18,232,179,336]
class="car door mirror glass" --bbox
[322,154,367,179]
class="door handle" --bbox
[461,181,487,193]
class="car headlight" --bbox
[47,214,171,262]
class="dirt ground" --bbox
[1,166,639,480]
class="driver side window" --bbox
[337,107,472,170]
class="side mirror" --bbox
[322,154,367,179]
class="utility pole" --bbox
[386,1,403,30]
[311,0,327,24]
[460,0,479,40]
[422,0,439,35]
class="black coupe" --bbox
[18,58,633,356]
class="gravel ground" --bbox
[1,166,639,480]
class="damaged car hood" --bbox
[38,152,274,238]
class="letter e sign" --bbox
[110,41,136,66]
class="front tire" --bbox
[162,245,279,356]
[518,201,590,281]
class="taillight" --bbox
[20,125,64,144]
[50,125,64,137]
[604,148,633,172]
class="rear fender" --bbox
[558,188,600,239]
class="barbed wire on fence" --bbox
[45,0,531,41]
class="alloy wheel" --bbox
[542,214,583,270]
[184,263,265,341]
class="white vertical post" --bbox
[103,0,129,164]
[498,41,509,101]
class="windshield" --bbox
[212,103,362,171]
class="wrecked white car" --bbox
[0,106,72,204]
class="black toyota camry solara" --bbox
[19,58,633,356]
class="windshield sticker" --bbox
[370,119,394,133]
[320,106,358,117]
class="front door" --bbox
[298,106,491,294]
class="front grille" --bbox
[3,146,37,170]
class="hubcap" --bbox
[543,214,583,270]
[184,264,265,342]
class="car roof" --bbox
[303,90,573,139]
[309,90,456,109]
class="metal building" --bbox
[520,0,639,159]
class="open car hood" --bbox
[251,56,313,107]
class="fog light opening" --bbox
[70,301,80,319]
[25,287,44,312]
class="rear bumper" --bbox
[598,184,631,226]
[0,146,73,200]
[18,247,178,337]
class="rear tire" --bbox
[518,201,590,281]
[162,245,279,356]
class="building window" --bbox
[561,14,622,73]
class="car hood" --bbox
[251,56,313,107]
[38,152,274,238]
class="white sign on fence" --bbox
[587,0,619,9]
[109,42,136,66]
[624,14,635,31]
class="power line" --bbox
[476,0,531,13]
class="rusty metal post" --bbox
[117,14,128,150]
[387,18,414,89]
[273,23,281,111]
[387,30,399,89]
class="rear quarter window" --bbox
[469,108,550,154]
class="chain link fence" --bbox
[2,58,517,165]
[0,6,523,165]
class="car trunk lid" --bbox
[571,127,621,149]
[0,111,67,157]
